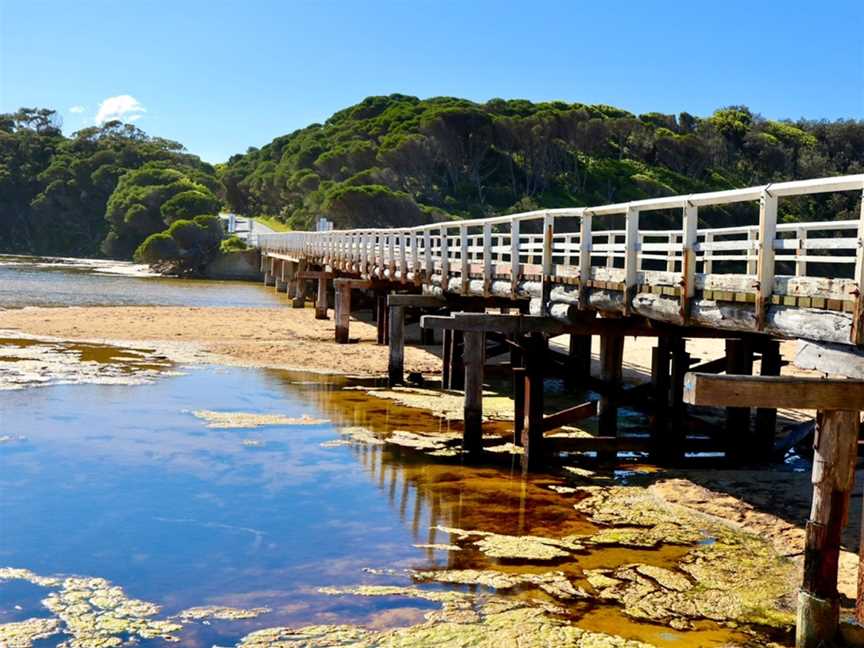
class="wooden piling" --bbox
[598,334,624,462]
[376,295,389,345]
[292,260,307,308]
[513,366,525,447]
[650,336,671,460]
[315,276,329,319]
[755,339,782,461]
[725,338,754,463]
[566,334,592,388]
[335,284,351,344]
[797,409,859,648]
[388,304,405,386]
[521,333,547,469]
[450,330,465,391]
[462,330,485,455]
[668,337,690,462]
[442,329,452,389]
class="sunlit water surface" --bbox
[0,255,284,308]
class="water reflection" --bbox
[0,363,774,647]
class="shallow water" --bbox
[0,338,785,647]
[0,255,284,308]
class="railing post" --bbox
[399,230,407,282]
[483,222,493,296]
[440,226,450,289]
[796,227,807,277]
[623,205,639,314]
[460,223,469,295]
[755,188,778,330]
[541,212,554,316]
[704,232,714,273]
[852,189,864,344]
[412,230,421,284]
[510,218,520,298]
[388,232,396,279]
[747,228,758,274]
[579,210,592,310]
[424,229,432,282]
[680,203,698,323]
[666,232,676,273]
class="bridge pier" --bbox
[725,338,754,463]
[274,259,288,293]
[597,333,624,463]
[263,256,276,287]
[292,260,308,308]
[316,275,330,319]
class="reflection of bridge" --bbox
[253,175,864,647]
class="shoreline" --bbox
[2,303,860,606]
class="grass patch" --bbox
[253,216,291,232]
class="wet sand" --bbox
[0,305,441,376]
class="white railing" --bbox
[252,175,864,337]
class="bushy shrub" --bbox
[134,233,181,263]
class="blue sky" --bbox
[1,0,862,163]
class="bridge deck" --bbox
[253,175,864,346]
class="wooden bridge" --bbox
[251,174,864,647]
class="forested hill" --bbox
[220,95,864,230]
[2,99,863,260]
[0,109,220,258]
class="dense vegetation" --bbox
[219,96,864,230]
[2,99,863,262]
[0,108,220,259]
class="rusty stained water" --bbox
[0,349,788,647]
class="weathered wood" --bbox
[442,329,453,389]
[462,330,485,455]
[684,373,864,410]
[852,188,864,344]
[566,334,592,387]
[521,333,547,469]
[387,294,445,308]
[292,259,308,308]
[334,284,351,344]
[725,338,754,463]
[375,295,389,345]
[623,206,639,314]
[755,190,778,329]
[754,340,781,460]
[795,339,864,379]
[315,276,329,319]
[541,400,597,432]
[513,365,525,447]
[650,336,671,460]
[578,211,592,309]
[388,305,405,386]
[797,409,859,648]
[449,330,464,390]
[598,334,624,462]
[669,338,689,463]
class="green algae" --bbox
[176,605,271,621]
[431,525,585,561]
[236,599,654,648]
[412,568,588,600]
[318,585,473,604]
[576,486,797,630]
[0,617,61,647]
[191,410,329,428]
[334,426,385,445]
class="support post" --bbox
[650,336,671,460]
[315,275,329,319]
[797,409,859,648]
[442,329,452,389]
[669,337,689,461]
[335,284,351,344]
[598,334,624,463]
[449,330,465,391]
[292,260,307,308]
[376,294,388,345]
[521,333,547,470]
[462,330,485,455]
[725,338,754,463]
[388,304,405,386]
[566,334,592,388]
[755,339,781,461]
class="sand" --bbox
[0,305,442,376]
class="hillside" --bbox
[2,99,863,260]
[219,95,864,230]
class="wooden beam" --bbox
[683,373,864,410]
[297,270,334,280]
[387,294,445,308]
[541,400,597,432]
[755,339,781,461]
[755,189,777,329]
[725,338,753,463]
[521,333,547,469]
[598,334,624,462]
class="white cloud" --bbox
[69,105,85,114]
[95,95,146,125]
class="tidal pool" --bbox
[0,347,791,647]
